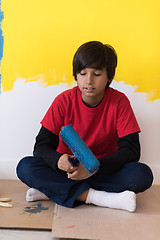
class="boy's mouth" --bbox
[84,87,95,92]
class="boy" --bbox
[17,41,153,212]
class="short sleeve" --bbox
[116,95,140,137]
[40,96,64,135]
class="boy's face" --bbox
[77,67,109,107]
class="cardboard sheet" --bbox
[52,185,160,240]
[0,180,55,230]
[1,179,160,239]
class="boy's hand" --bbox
[67,163,94,180]
[57,154,78,173]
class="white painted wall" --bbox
[0,79,159,184]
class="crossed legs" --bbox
[17,157,153,212]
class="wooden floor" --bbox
[0,180,160,240]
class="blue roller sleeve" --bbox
[60,124,100,174]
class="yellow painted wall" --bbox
[1,0,160,100]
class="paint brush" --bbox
[60,124,100,174]
[0,202,12,208]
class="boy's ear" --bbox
[106,79,112,88]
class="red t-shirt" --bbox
[41,86,140,158]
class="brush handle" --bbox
[60,125,100,174]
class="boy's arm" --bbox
[33,126,63,170]
[98,132,140,175]
[33,127,140,176]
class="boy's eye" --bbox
[80,72,86,76]
[94,73,101,76]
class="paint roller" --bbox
[60,124,100,174]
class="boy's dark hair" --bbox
[73,41,117,86]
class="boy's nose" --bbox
[86,74,93,84]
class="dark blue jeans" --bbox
[16,156,153,208]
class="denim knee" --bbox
[16,156,35,182]
[129,162,153,193]
[139,162,153,191]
